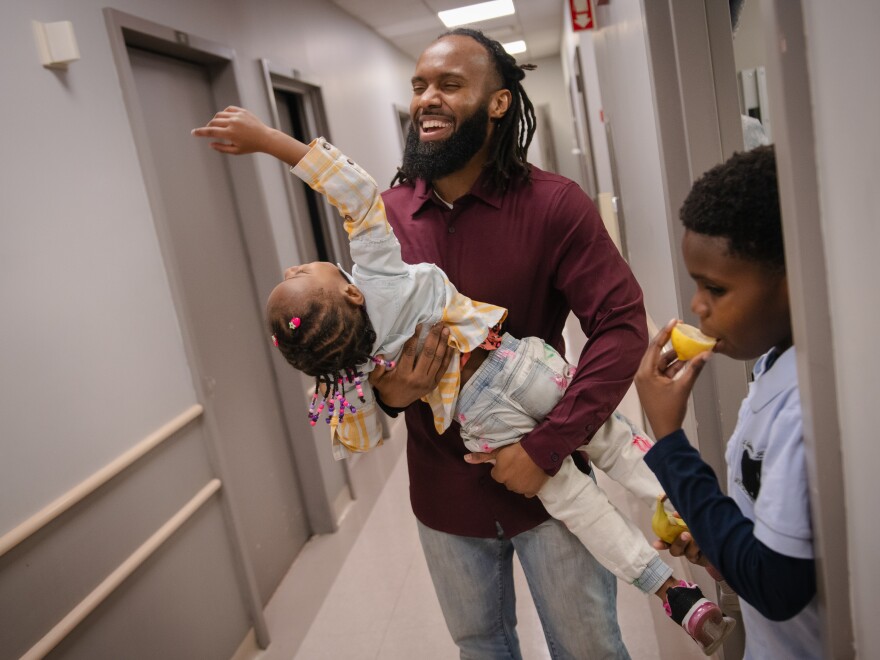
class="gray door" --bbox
[128,47,310,603]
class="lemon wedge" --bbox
[670,323,716,361]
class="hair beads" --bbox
[308,368,365,427]
[370,356,396,369]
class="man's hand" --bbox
[464,444,549,497]
[369,323,452,408]
[634,318,711,439]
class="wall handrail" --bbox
[0,404,203,558]
[21,478,222,659]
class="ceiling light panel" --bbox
[438,0,516,27]
[502,40,526,54]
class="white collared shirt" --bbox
[726,346,821,659]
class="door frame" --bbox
[104,10,339,539]
[103,8,271,646]
[567,46,600,201]
[260,60,353,273]
[392,103,412,156]
[103,11,351,647]
[758,3,852,656]
[260,60,358,502]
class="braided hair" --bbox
[268,287,377,404]
[392,28,537,192]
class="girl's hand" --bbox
[191,106,274,155]
[634,319,711,439]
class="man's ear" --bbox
[341,283,365,306]
[489,89,512,120]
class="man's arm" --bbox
[488,183,648,494]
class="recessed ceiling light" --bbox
[438,0,516,28]
[502,40,527,55]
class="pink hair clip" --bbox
[271,335,279,347]
[289,317,301,331]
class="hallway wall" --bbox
[2,0,413,531]
[801,2,880,654]
[0,1,414,657]
[522,54,584,187]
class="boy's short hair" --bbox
[680,145,784,271]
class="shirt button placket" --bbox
[447,206,459,234]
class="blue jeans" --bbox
[417,517,631,659]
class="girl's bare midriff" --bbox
[459,347,490,388]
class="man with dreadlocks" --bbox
[195,84,744,660]
[370,29,649,658]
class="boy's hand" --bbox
[191,106,274,155]
[369,323,452,408]
[634,318,711,439]
[654,531,710,568]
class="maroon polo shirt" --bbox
[381,165,647,538]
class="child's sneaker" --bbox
[664,580,736,656]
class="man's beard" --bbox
[401,104,491,182]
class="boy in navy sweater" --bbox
[635,145,820,658]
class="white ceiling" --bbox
[329,0,565,62]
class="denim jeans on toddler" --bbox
[456,333,574,452]
[455,332,674,595]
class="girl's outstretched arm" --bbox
[192,106,309,166]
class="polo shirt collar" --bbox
[749,345,796,411]
[408,168,505,217]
